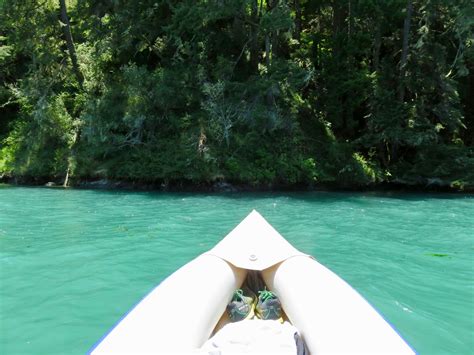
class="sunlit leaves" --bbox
[0,0,472,188]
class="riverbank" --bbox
[1,175,472,193]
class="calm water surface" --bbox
[0,186,473,354]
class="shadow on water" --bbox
[2,183,473,202]
[59,187,471,203]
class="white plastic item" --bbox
[262,256,415,355]
[91,254,246,354]
[201,319,298,354]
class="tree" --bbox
[58,0,84,186]
[398,0,413,102]
[1,0,472,189]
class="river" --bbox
[0,186,472,354]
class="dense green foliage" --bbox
[1,0,473,190]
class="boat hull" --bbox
[90,255,245,353]
[90,211,415,354]
[263,256,415,354]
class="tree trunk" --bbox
[331,1,348,134]
[59,0,83,187]
[331,0,348,59]
[249,0,259,72]
[59,0,83,88]
[265,34,271,67]
[63,130,79,187]
[462,61,474,145]
[348,0,352,39]
[398,0,413,102]
[373,23,381,72]
[265,0,276,107]
[264,0,276,67]
[294,0,302,42]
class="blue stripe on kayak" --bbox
[339,275,418,354]
[87,277,167,354]
[369,305,418,354]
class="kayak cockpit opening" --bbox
[206,270,309,355]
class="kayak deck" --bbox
[90,210,415,354]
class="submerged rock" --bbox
[425,178,450,187]
[77,179,114,189]
[213,181,238,192]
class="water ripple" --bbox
[0,188,473,354]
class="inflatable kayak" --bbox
[90,210,415,354]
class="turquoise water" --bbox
[0,186,473,355]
